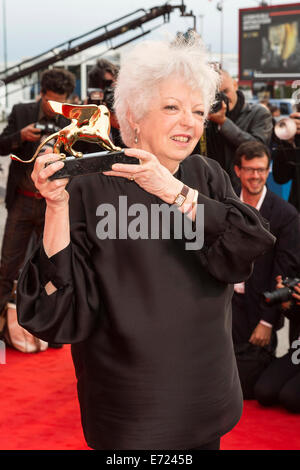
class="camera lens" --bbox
[262,287,291,306]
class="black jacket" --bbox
[272,135,300,212]
[0,100,69,210]
[233,188,300,339]
[284,305,300,344]
[203,102,273,193]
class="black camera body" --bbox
[263,277,300,306]
[35,122,61,136]
[87,87,114,112]
[87,88,104,106]
[210,91,229,114]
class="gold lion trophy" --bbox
[10,100,138,179]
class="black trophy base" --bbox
[47,150,139,180]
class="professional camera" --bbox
[34,122,61,136]
[263,277,300,306]
[87,86,115,112]
[210,91,229,114]
[87,88,104,106]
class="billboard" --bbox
[239,3,300,81]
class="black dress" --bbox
[16,154,275,450]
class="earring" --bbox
[134,129,138,144]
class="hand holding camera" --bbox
[208,91,229,126]
[277,275,300,308]
[263,275,300,308]
[20,122,61,143]
[20,123,41,142]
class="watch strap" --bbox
[173,184,189,207]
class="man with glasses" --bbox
[232,141,300,399]
[0,68,75,348]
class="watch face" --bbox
[175,194,186,206]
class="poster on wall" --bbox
[239,3,300,81]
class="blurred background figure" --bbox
[194,70,273,195]
[0,68,75,351]
[269,105,281,120]
[272,109,300,212]
[68,94,82,105]
[87,58,123,147]
[232,141,300,399]
[255,275,300,414]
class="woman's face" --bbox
[136,77,205,172]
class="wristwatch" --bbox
[173,184,189,207]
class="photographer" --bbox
[272,110,300,212]
[232,141,300,399]
[87,58,123,147]
[0,68,75,346]
[195,70,273,194]
[255,275,300,413]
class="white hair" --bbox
[114,35,220,147]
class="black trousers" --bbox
[0,193,45,315]
[254,349,300,413]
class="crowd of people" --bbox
[0,35,299,450]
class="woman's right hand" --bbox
[31,152,70,209]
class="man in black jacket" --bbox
[255,276,300,413]
[0,68,75,329]
[232,141,300,398]
[272,111,300,212]
[197,70,273,194]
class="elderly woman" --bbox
[17,37,275,450]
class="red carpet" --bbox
[0,345,299,450]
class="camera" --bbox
[210,91,229,114]
[87,88,104,106]
[35,122,61,136]
[262,277,300,306]
[87,87,115,112]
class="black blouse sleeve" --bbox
[182,158,276,284]
[16,179,102,344]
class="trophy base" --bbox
[47,150,139,180]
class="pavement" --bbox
[0,120,290,357]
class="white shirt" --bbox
[234,186,267,294]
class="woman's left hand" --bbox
[103,148,182,203]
